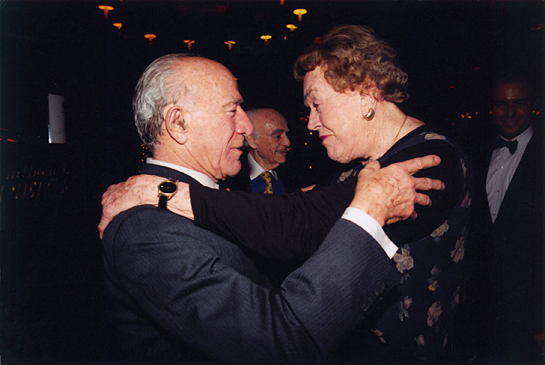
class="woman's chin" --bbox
[327,151,350,164]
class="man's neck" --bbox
[147,157,219,189]
[154,144,219,181]
[499,123,534,141]
[249,150,278,172]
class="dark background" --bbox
[0,1,543,364]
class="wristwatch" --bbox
[158,178,178,210]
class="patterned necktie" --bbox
[259,171,273,194]
[493,137,518,154]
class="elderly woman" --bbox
[100,25,472,363]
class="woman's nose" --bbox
[307,109,320,130]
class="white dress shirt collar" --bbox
[248,153,278,180]
[146,157,219,189]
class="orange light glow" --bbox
[224,40,235,50]
[184,39,195,50]
[260,35,272,45]
[144,34,157,44]
[113,22,122,29]
[293,8,307,22]
[98,5,114,19]
[286,24,297,31]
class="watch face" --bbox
[160,181,177,194]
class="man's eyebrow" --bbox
[222,98,244,109]
[494,97,530,103]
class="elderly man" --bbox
[101,53,443,364]
[222,108,290,194]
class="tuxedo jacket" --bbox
[102,163,400,364]
[472,125,544,363]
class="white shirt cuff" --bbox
[342,207,399,259]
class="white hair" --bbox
[133,53,201,153]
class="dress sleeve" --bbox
[191,178,356,260]
[191,139,463,258]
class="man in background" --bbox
[476,68,544,364]
[222,108,290,194]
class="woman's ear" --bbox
[360,83,380,104]
[163,104,188,145]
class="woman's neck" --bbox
[366,102,423,160]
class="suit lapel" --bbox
[495,129,543,224]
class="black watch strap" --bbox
[158,195,168,210]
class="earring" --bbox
[364,108,375,121]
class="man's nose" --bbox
[236,107,253,135]
[283,134,291,147]
[506,102,515,118]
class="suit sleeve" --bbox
[109,207,400,364]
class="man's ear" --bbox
[246,133,258,150]
[163,104,188,145]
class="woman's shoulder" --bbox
[382,125,473,245]
[382,125,470,175]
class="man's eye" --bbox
[494,102,506,107]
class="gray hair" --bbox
[133,53,200,153]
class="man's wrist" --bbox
[348,201,386,227]
[342,207,398,259]
[166,182,194,220]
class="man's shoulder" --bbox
[103,205,196,244]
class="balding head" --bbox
[133,54,252,181]
[246,109,290,171]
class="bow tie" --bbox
[493,137,518,154]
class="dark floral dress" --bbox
[335,131,474,362]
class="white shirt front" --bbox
[486,124,533,223]
[247,153,279,181]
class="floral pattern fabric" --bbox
[340,132,473,362]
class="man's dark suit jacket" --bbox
[470,124,544,364]
[102,163,400,364]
